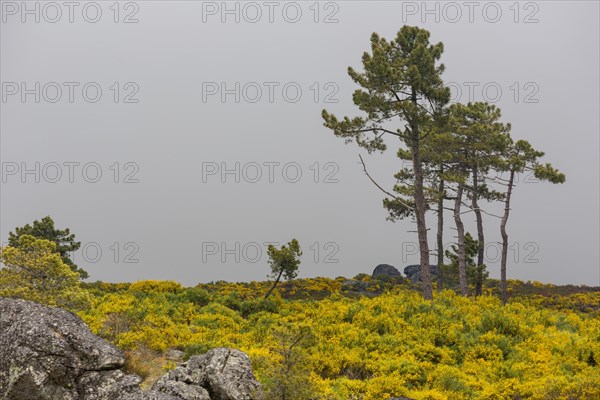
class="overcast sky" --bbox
[1,0,598,286]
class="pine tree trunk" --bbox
[454,184,469,296]
[472,166,485,296]
[412,141,433,300]
[409,87,433,301]
[264,268,284,300]
[436,170,445,292]
[500,170,515,305]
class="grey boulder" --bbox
[404,264,439,282]
[153,348,262,400]
[0,297,143,400]
[372,264,402,278]
[0,297,262,400]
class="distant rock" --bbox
[372,264,402,278]
[0,297,262,400]
[404,264,439,283]
[403,264,420,277]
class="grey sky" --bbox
[1,1,598,286]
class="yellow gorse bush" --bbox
[0,236,90,310]
[79,279,600,399]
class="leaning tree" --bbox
[496,139,565,304]
[264,239,302,300]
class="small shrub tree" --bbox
[443,232,488,292]
[264,324,315,400]
[0,235,90,310]
[8,216,87,279]
[264,239,302,300]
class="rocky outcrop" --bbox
[153,348,262,400]
[0,297,143,400]
[372,264,402,278]
[165,349,185,363]
[0,297,261,400]
[77,371,147,400]
[403,264,439,283]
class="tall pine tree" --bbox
[443,102,510,296]
[322,26,450,299]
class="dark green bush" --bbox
[241,298,279,318]
[182,287,211,307]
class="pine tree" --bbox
[264,239,302,300]
[440,102,510,296]
[8,216,87,279]
[443,232,488,288]
[496,140,565,304]
[322,26,450,300]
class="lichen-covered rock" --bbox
[166,349,185,362]
[143,391,183,400]
[151,379,211,400]
[0,297,262,400]
[0,297,137,400]
[203,348,262,400]
[153,348,262,400]
[78,371,144,400]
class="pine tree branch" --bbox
[356,127,402,137]
[358,154,415,212]
[454,206,503,219]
